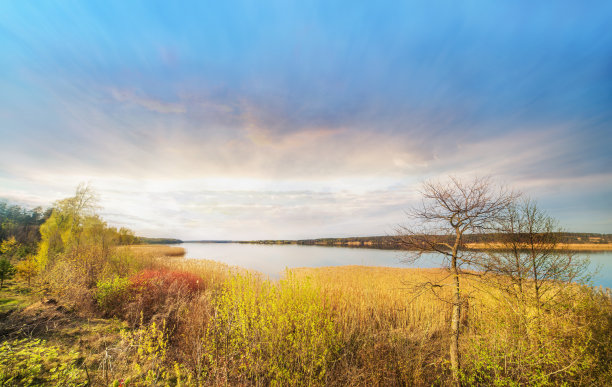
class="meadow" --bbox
[1,243,611,386]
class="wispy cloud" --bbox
[110,89,186,114]
[0,1,610,237]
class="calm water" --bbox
[179,243,612,288]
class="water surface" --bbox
[179,243,612,288]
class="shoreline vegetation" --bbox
[223,233,612,252]
[1,188,611,385]
[1,244,611,386]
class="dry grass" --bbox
[157,258,236,290]
[128,244,186,257]
[288,266,502,385]
[465,242,612,251]
[290,266,453,334]
[286,265,611,386]
[289,266,500,331]
[8,241,608,386]
[557,243,612,251]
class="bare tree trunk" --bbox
[397,176,517,386]
[450,237,462,386]
[449,235,461,386]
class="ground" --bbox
[0,278,127,386]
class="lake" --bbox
[179,243,612,289]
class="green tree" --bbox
[0,201,49,248]
[0,237,20,288]
[118,227,137,245]
[35,184,139,289]
[0,258,15,288]
[36,184,98,269]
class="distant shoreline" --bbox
[181,238,612,252]
[464,242,612,252]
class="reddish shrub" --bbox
[125,269,205,326]
[129,269,204,294]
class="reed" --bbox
[285,265,611,386]
[465,242,612,251]
[19,242,610,386]
[127,244,187,257]
[155,257,235,290]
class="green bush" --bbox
[0,338,86,386]
[202,273,339,385]
[95,276,130,316]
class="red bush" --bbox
[129,269,204,294]
[125,269,205,325]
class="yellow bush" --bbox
[15,256,38,285]
[201,273,339,385]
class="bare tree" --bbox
[483,199,590,337]
[397,176,517,385]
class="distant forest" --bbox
[138,237,183,244]
[244,233,612,250]
[0,201,52,257]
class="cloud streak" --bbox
[0,1,610,238]
[110,89,186,114]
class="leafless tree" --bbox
[397,176,518,385]
[483,199,590,337]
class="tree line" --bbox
[0,185,141,289]
[246,232,612,249]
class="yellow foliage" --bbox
[15,256,38,285]
[0,236,18,255]
[201,272,339,385]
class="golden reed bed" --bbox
[127,244,187,256]
[465,242,612,251]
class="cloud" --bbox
[1,1,610,238]
[110,89,186,114]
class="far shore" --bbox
[465,242,612,251]
[183,240,612,252]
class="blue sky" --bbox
[0,1,611,239]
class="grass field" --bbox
[1,245,610,386]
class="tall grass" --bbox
[125,244,186,257]
[22,242,612,386]
[289,265,612,386]
[197,272,339,385]
[292,266,452,333]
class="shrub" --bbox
[460,286,610,386]
[122,321,169,384]
[130,269,203,293]
[0,338,86,386]
[95,276,130,316]
[125,269,205,326]
[15,256,38,286]
[201,273,340,385]
[105,247,159,278]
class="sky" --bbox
[0,1,611,240]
